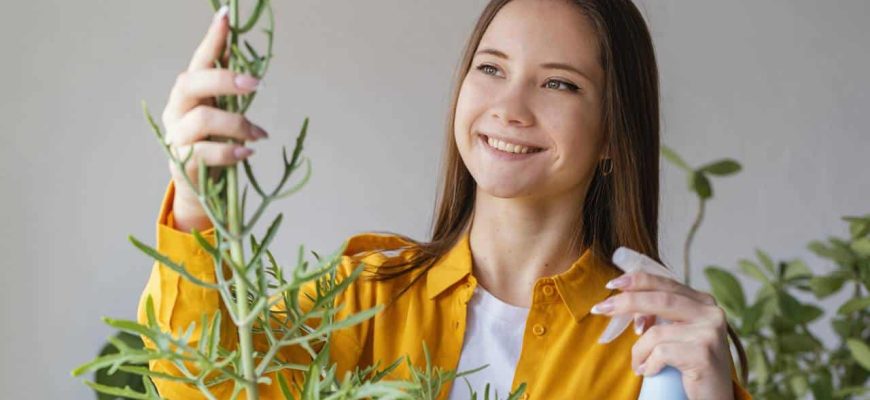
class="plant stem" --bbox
[227,0,258,398]
[683,197,706,285]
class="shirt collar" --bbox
[426,229,622,323]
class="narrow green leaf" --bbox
[699,159,742,176]
[837,296,870,315]
[83,380,151,400]
[660,145,692,171]
[129,235,220,289]
[738,259,769,283]
[755,249,775,274]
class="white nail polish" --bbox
[213,5,229,24]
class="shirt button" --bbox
[532,324,546,336]
[542,285,555,296]
[521,393,530,400]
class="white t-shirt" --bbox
[447,284,530,400]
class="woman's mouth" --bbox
[478,133,546,161]
[480,134,545,154]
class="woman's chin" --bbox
[474,177,539,199]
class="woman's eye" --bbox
[545,79,580,93]
[475,64,500,76]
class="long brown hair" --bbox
[355,0,747,383]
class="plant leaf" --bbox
[660,145,692,171]
[699,159,742,176]
[808,275,846,298]
[837,296,870,315]
[782,259,812,281]
[704,266,745,316]
[846,339,870,371]
[690,171,713,199]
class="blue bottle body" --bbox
[638,366,688,400]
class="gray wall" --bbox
[1,1,867,398]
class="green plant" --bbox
[660,145,741,285]
[71,1,524,399]
[661,145,870,398]
[705,215,870,399]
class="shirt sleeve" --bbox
[136,180,364,399]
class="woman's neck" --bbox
[467,186,587,307]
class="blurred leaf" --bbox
[749,346,769,384]
[780,333,819,353]
[788,374,809,398]
[837,297,870,315]
[699,159,742,176]
[809,368,833,400]
[739,259,770,283]
[740,299,767,335]
[832,317,851,338]
[843,215,870,239]
[755,249,776,274]
[782,259,812,281]
[808,275,846,299]
[850,237,870,258]
[796,304,824,324]
[660,145,692,171]
[846,339,870,371]
[690,172,713,199]
[777,291,804,320]
[704,266,746,316]
[835,386,870,397]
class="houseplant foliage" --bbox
[662,145,870,398]
[71,1,526,399]
[705,216,870,399]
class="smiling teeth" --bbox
[486,136,542,154]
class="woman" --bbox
[143,0,752,398]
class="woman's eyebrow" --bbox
[475,47,592,82]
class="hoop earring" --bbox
[600,158,613,176]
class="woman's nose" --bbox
[489,81,535,127]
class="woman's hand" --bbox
[590,271,735,400]
[162,6,269,231]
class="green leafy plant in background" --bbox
[662,145,870,399]
[71,1,525,399]
[660,145,741,285]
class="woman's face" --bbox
[454,0,606,201]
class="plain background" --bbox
[1,1,867,398]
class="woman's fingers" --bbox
[591,291,720,323]
[168,142,254,179]
[188,5,230,71]
[607,271,717,306]
[167,105,268,146]
[630,323,722,373]
[164,70,260,123]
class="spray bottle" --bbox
[597,246,688,400]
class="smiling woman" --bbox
[141,0,752,399]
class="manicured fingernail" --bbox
[590,298,614,314]
[234,147,254,159]
[234,74,260,90]
[635,362,646,376]
[213,5,229,24]
[606,275,631,289]
[250,125,268,139]
[634,316,644,335]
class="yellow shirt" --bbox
[139,181,752,399]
